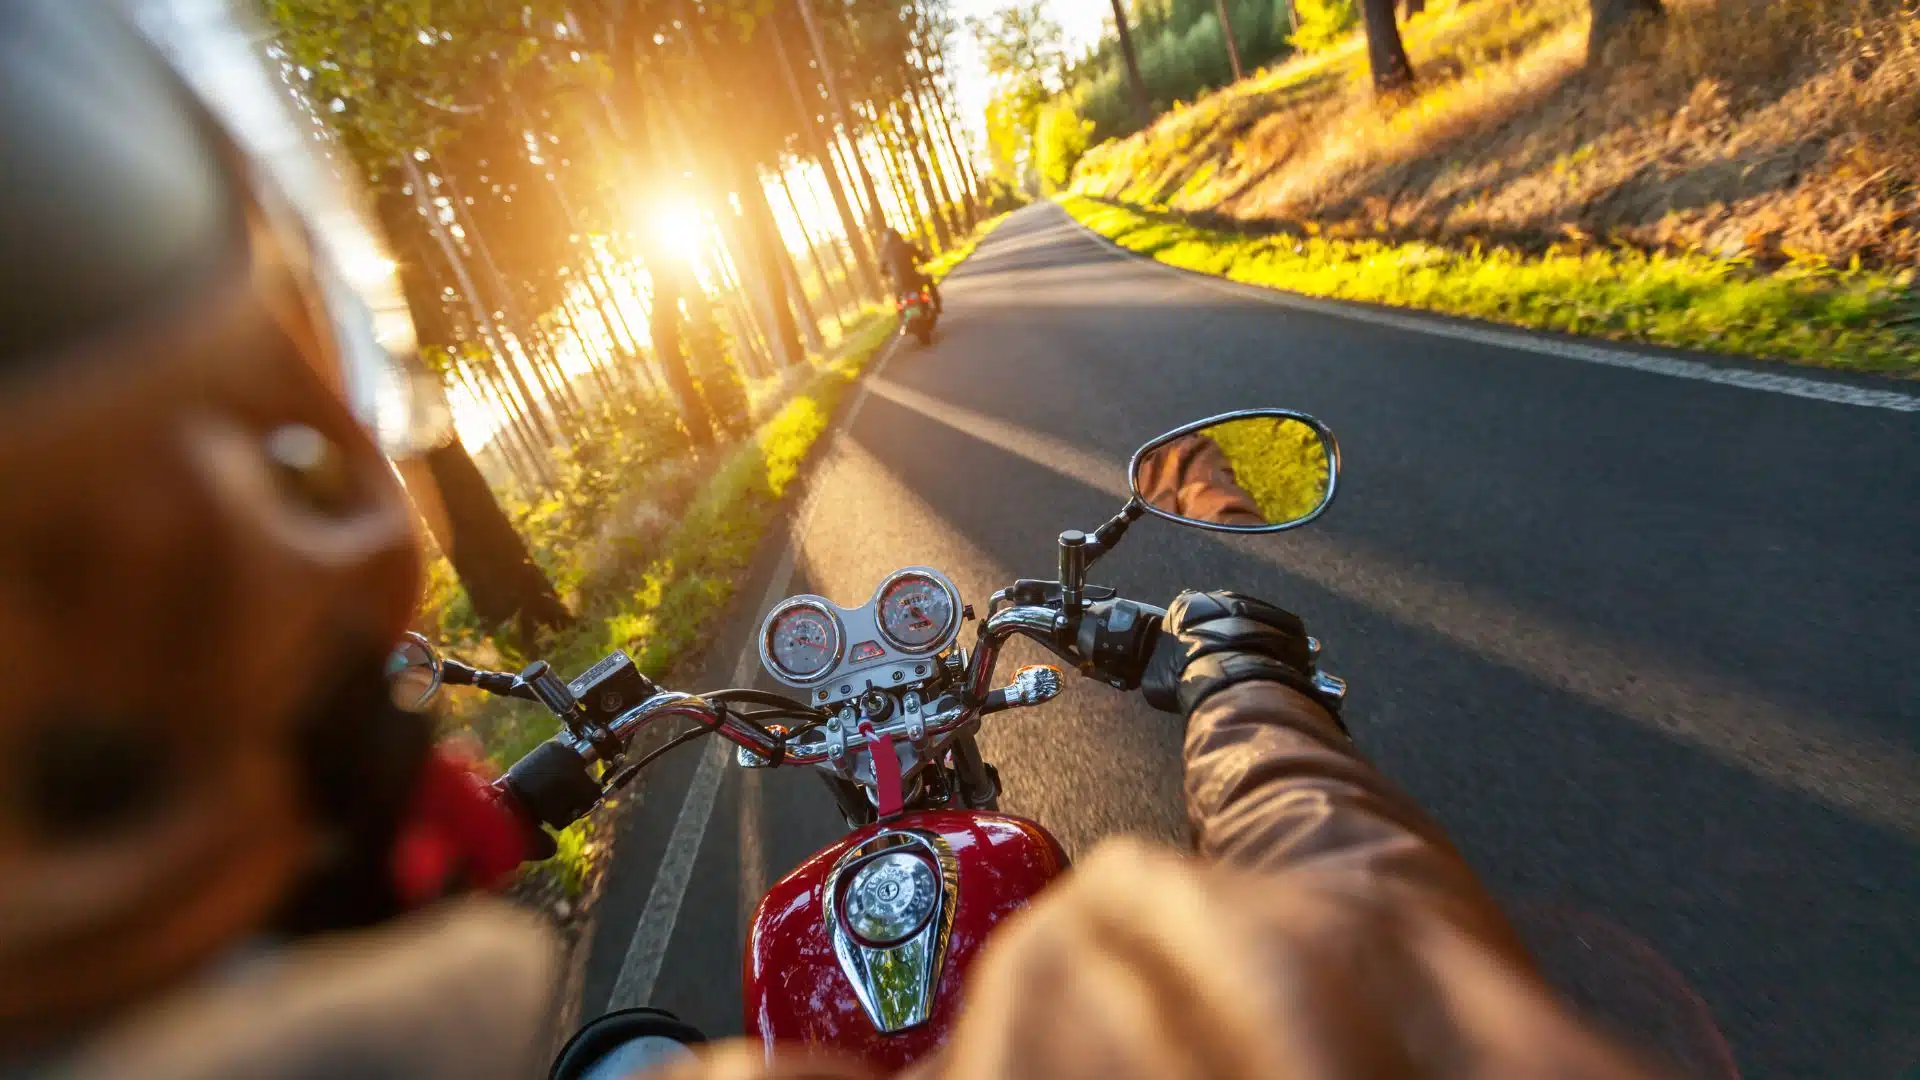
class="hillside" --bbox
[1066,0,1920,371]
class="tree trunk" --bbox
[600,34,714,450]
[439,169,576,436]
[451,361,536,489]
[901,99,960,246]
[771,13,884,299]
[920,31,983,210]
[929,87,983,218]
[1360,0,1416,93]
[400,155,555,456]
[1400,0,1425,15]
[737,171,808,368]
[796,0,888,236]
[778,170,851,331]
[1214,0,1246,79]
[751,172,824,353]
[555,304,618,398]
[828,135,872,228]
[869,110,921,239]
[402,442,571,639]
[885,105,946,248]
[913,83,973,230]
[1108,0,1153,126]
[1588,0,1662,62]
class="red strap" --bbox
[860,721,905,818]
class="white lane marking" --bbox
[606,738,729,1011]
[1055,204,1920,414]
[606,334,903,1010]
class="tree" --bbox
[1108,0,1153,125]
[1588,0,1663,62]
[1215,0,1245,80]
[969,2,1070,191]
[1359,0,1415,93]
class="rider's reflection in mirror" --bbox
[1133,433,1268,526]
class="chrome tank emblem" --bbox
[822,829,959,1033]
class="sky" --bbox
[945,0,1111,148]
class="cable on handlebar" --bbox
[601,725,711,793]
[704,688,828,719]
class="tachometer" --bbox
[761,599,842,683]
[877,571,957,652]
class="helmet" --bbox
[0,0,445,1047]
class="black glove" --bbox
[1140,590,1341,723]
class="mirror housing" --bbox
[385,631,443,711]
[1128,409,1339,533]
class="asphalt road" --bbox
[577,202,1920,1080]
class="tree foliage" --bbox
[261,0,984,636]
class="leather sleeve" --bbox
[1132,435,1266,527]
[921,681,1667,1080]
[665,682,1668,1080]
[1181,680,1530,956]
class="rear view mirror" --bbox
[385,631,442,711]
[1129,410,1339,532]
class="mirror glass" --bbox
[1130,412,1336,532]
[385,631,442,711]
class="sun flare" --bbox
[649,198,706,262]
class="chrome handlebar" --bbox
[963,603,1065,704]
[579,602,1074,774]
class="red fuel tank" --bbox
[742,809,1068,1072]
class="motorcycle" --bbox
[896,288,937,345]
[392,409,1343,1077]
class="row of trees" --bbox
[977,0,1666,190]
[265,0,985,637]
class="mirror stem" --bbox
[1087,500,1145,560]
[1058,501,1144,639]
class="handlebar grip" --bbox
[500,739,602,832]
[1076,598,1165,691]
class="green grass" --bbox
[1058,193,1920,376]
[1206,417,1331,524]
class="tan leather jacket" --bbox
[680,681,1667,1080]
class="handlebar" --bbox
[490,587,1166,841]
[440,658,539,702]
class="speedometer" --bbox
[761,599,842,683]
[877,571,957,652]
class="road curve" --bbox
[577,201,1920,1080]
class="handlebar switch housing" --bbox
[1076,599,1165,690]
[567,651,658,731]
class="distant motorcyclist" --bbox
[877,226,941,315]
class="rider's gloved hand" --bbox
[1141,590,1343,727]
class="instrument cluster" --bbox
[758,567,963,705]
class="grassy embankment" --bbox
[1065,0,1920,375]
[423,212,1010,897]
